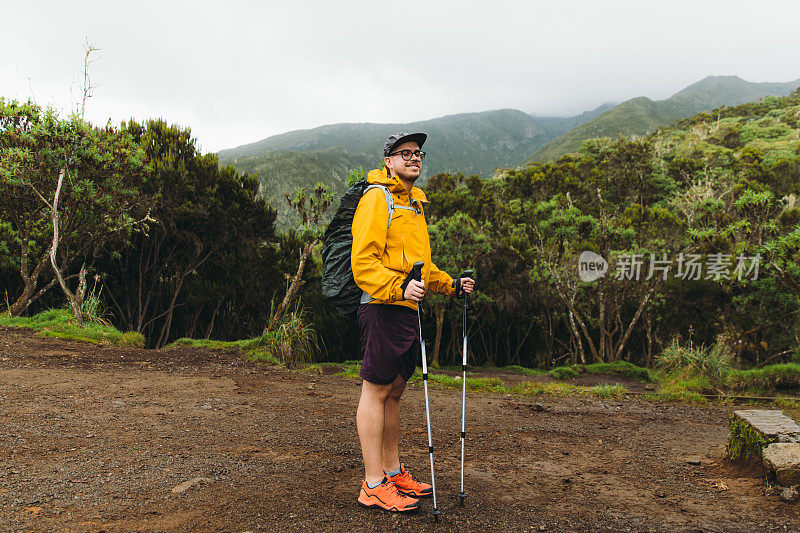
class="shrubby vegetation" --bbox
[420,87,800,372]
[3,87,800,384]
[1,101,290,348]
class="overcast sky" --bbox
[4,0,799,153]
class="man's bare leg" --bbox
[357,380,392,484]
[381,374,406,472]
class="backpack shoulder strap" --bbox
[364,184,394,228]
[359,184,397,305]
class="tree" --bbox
[0,99,145,321]
[101,119,277,347]
[427,212,490,366]
[268,183,333,330]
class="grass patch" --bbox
[589,384,628,398]
[548,361,653,382]
[170,337,282,365]
[773,397,800,410]
[585,361,654,382]
[641,390,707,404]
[407,371,505,392]
[727,413,775,461]
[429,375,505,392]
[0,309,144,347]
[299,364,323,374]
[728,364,800,393]
[335,363,361,379]
[510,381,579,397]
[170,310,317,366]
[655,336,732,385]
[501,365,547,376]
[659,374,715,394]
[549,365,580,380]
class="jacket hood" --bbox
[366,167,428,203]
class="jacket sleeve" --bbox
[427,261,456,296]
[351,189,405,302]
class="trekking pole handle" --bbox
[455,270,474,298]
[411,261,425,282]
[401,261,425,296]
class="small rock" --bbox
[655,490,667,498]
[688,459,701,466]
[644,383,656,390]
[171,477,213,494]
[307,384,315,390]
[780,485,799,502]
[763,443,800,486]
[531,403,546,412]
[200,403,212,410]
[539,526,547,531]
[711,481,729,491]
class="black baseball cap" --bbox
[383,131,427,157]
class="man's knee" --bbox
[361,380,394,403]
[388,375,406,401]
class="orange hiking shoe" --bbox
[358,478,420,512]
[386,464,433,498]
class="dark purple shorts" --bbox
[357,303,420,385]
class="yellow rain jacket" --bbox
[351,167,455,311]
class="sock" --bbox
[366,479,382,489]
[384,466,401,477]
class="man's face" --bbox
[385,141,422,182]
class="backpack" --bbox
[321,181,400,316]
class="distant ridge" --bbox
[218,105,608,226]
[218,75,800,227]
[527,76,800,162]
[219,106,609,179]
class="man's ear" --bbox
[384,157,393,176]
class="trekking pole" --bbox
[407,261,441,522]
[457,270,473,506]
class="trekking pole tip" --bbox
[458,492,466,506]
[431,508,441,522]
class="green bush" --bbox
[548,361,652,382]
[655,336,732,384]
[501,365,547,376]
[549,365,580,380]
[255,310,318,366]
[585,361,654,382]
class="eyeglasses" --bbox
[388,149,426,161]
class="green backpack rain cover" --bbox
[321,181,394,316]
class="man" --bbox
[351,131,475,512]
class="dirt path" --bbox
[0,326,796,532]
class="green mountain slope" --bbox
[529,76,800,162]
[219,106,611,226]
[220,148,376,228]
[530,102,616,139]
[219,105,612,179]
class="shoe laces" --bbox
[398,469,414,482]
[386,480,412,500]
